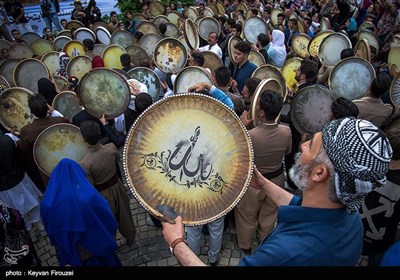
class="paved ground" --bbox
[29,179,375,267]
[29,180,252,267]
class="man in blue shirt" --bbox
[162,117,393,266]
[229,41,257,93]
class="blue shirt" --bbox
[231,60,257,93]
[238,196,363,266]
[209,86,234,109]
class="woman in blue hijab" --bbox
[40,158,121,266]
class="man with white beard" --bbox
[161,117,393,266]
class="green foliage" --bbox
[115,0,196,14]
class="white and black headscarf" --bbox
[322,117,393,214]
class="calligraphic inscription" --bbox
[123,94,253,225]
[140,126,227,193]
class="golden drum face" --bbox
[123,94,254,226]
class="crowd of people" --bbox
[0,0,400,268]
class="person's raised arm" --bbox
[162,216,206,266]
[251,165,294,206]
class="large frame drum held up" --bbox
[153,38,187,74]
[292,33,311,58]
[66,55,92,81]
[390,72,400,107]
[307,30,333,58]
[0,59,19,87]
[318,32,352,66]
[8,43,35,59]
[183,18,199,50]
[0,87,35,134]
[328,57,375,100]
[173,66,214,94]
[197,17,221,41]
[228,36,242,64]
[127,67,162,102]
[78,68,131,119]
[354,39,371,62]
[281,57,302,92]
[13,58,50,94]
[250,78,283,127]
[202,51,223,78]
[41,51,60,75]
[290,85,334,135]
[33,123,88,176]
[251,65,286,99]
[243,16,267,44]
[123,93,254,226]
[52,91,82,122]
[102,44,127,69]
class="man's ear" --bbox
[310,164,329,183]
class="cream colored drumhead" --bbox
[251,65,286,99]
[66,55,92,80]
[358,30,380,53]
[0,87,35,134]
[102,44,127,69]
[33,123,88,176]
[202,51,223,78]
[292,33,311,58]
[52,91,82,122]
[354,39,371,62]
[136,21,159,36]
[110,29,135,48]
[319,33,352,66]
[0,59,19,87]
[41,51,60,75]
[153,38,187,73]
[31,38,55,56]
[78,68,130,118]
[174,66,213,94]
[123,93,253,226]
[185,6,199,21]
[52,75,70,92]
[8,43,35,59]
[149,1,166,16]
[13,58,50,93]
[139,33,162,58]
[248,50,265,67]
[53,35,72,52]
[250,78,283,127]
[184,18,199,50]
[21,32,41,46]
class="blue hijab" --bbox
[40,158,120,266]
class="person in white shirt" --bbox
[192,31,223,60]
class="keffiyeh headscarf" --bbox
[322,117,392,214]
[55,52,70,77]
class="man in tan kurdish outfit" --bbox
[79,120,136,244]
[234,90,292,255]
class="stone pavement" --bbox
[29,179,378,267]
[29,180,251,267]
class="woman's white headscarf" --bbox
[267,30,287,68]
